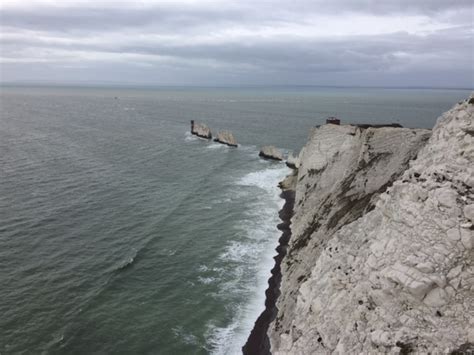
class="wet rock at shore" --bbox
[214,130,238,147]
[191,120,212,139]
[259,146,283,161]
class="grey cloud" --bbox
[2,0,472,34]
[297,0,473,15]
[1,0,473,87]
[2,27,471,75]
[0,5,251,33]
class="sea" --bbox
[0,86,470,354]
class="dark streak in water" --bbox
[242,189,295,355]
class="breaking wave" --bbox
[205,164,289,354]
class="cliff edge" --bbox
[268,96,474,354]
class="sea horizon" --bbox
[2,82,473,91]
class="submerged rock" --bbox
[259,146,283,161]
[191,120,212,139]
[267,95,474,354]
[214,130,238,147]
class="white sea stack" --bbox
[259,146,283,161]
[268,94,474,354]
[286,152,300,169]
[191,121,212,139]
[214,130,238,147]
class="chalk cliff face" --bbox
[268,96,474,354]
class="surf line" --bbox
[242,187,295,355]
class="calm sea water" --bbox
[0,86,470,354]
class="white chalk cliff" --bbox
[268,96,474,354]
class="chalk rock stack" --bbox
[268,95,474,354]
[214,130,238,147]
[191,121,212,139]
[259,146,283,161]
[286,152,300,169]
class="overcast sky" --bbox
[1,0,473,87]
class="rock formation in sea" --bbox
[265,95,474,354]
[259,146,284,161]
[214,130,238,147]
[286,152,300,169]
[190,120,212,139]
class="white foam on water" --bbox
[172,326,199,346]
[207,142,225,149]
[197,276,218,285]
[212,197,232,204]
[219,241,260,263]
[215,265,246,297]
[198,265,209,272]
[184,131,197,142]
[206,164,290,355]
[237,164,288,197]
[206,319,240,354]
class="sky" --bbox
[1,0,473,87]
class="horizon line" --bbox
[1,81,473,91]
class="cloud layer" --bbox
[1,0,473,87]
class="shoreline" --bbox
[242,188,295,355]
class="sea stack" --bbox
[259,146,283,161]
[190,120,212,139]
[214,130,238,147]
[286,152,300,169]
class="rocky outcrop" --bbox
[260,146,284,161]
[191,120,212,139]
[286,152,300,169]
[214,130,238,147]
[278,170,297,191]
[268,96,474,354]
